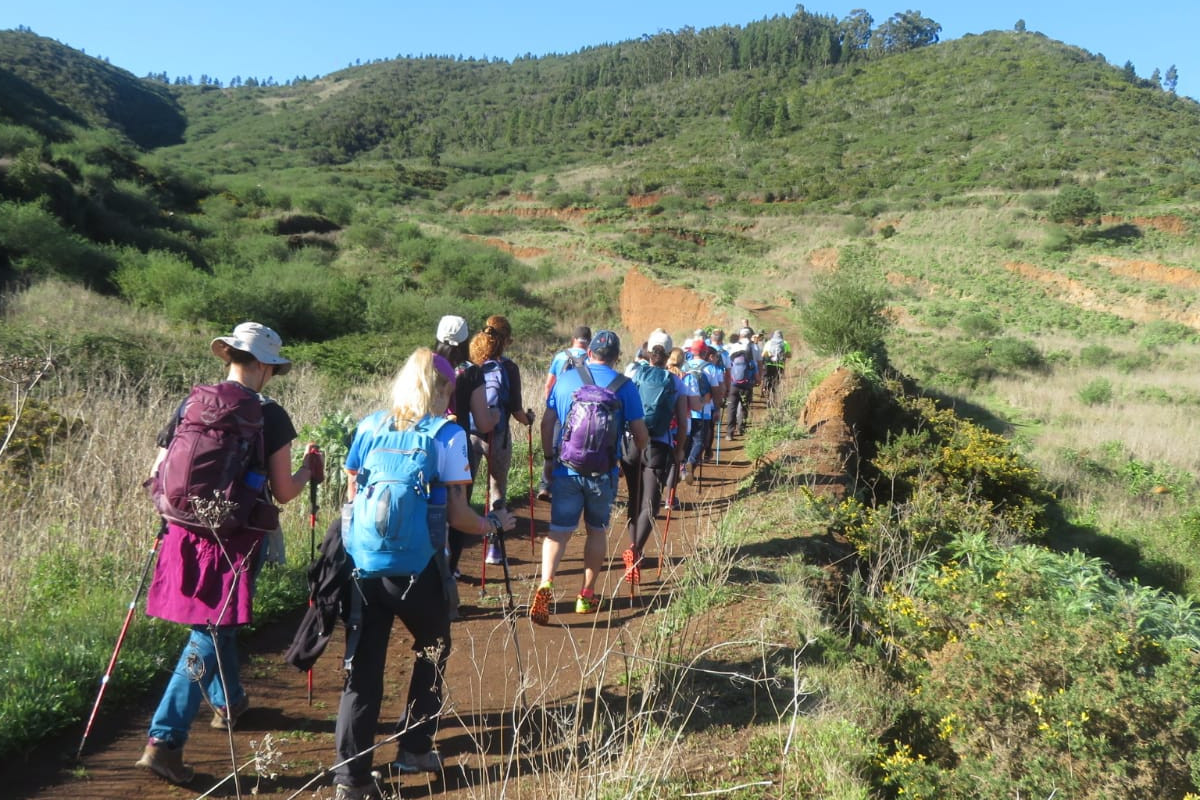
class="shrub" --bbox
[1048,185,1101,224]
[799,273,890,367]
[990,336,1044,372]
[1140,320,1196,349]
[959,312,1001,338]
[1078,344,1114,367]
[1041,226,1072,252]
[1078,378,1113,406]
[875,545,1200,800]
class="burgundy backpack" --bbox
[149,382,277,536]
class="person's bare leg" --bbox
[540,530,571,584]
[581,525,607,595]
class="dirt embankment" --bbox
[795,367,872,500]
[1088,256,1200,291]
[619,268,717,340]
[473,237,549,259]
[464,206,593,222]
[1100,215,1189,235]
[1006,261,1200,331]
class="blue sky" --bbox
[3,1,1196,100]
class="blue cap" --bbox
[588,330,620,361]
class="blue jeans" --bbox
[549,472,616,533]
[148,625,244,746]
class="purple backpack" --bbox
[149,382,276,536]
[558,363,628,475]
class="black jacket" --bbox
[284,516,352,672]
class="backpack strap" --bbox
[575,360,597,386]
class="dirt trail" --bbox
[11,415,767,800]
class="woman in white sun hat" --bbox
[136,322,324,785]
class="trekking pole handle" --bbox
[305,442,324,486]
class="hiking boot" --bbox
[622,548,640,585]
[536,480,551,501]
[392,747,443,774]
[210,693,250,729]
[530,582,553,625]
[333,784,380,800]
[135,738,195,785]
[485,543,506,566]
[682,465,695,485]
[575,589,599,614]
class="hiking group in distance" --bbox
[121,315,791,799]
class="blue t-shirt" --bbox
[547,346,586,377]
[548,361,644,478]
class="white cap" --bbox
[647,328,672,352]
[436,315,468,345]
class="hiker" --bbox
[333,348,516,799]
[663,346,692,503]
[619,328,673,500]
[434,315,497,589]
[724,328,759,439]
[468,315,534,565]
[537,324,592,501]
[683,341,723,483]
[621,332,694,584]
[762,329,792,404]
[530,330,648,624]
[136,322,324,786]
[744,326,765,386]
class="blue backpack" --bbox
[632,363,676,438]
[343,412,448,578]
[470,359,510,435]
[684,364,712,399]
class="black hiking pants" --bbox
[622,441,672,555]
[726,383,753,435]
[334,561,450,787]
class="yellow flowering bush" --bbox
[872,543,1200,798]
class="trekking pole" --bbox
[489,526,529,710]
[659,482,676,580]
[715,417,722,465]
[306,444,321,706]
[77,519,166,760]
[480,429,496,598]
[526,412,536,557]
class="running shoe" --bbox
[530,581,553,625]
[575,589,599,614]
[622,548,641,585]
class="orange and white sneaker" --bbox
[622,548,641,585]
[530,581,553,625]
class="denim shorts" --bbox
[549,472,616,533]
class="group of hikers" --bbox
[131,316,790,799]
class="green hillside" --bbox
[5,12,1200,795]
[0,30,184,148]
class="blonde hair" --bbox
[389,347,452,429]
[666,347,686,376]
